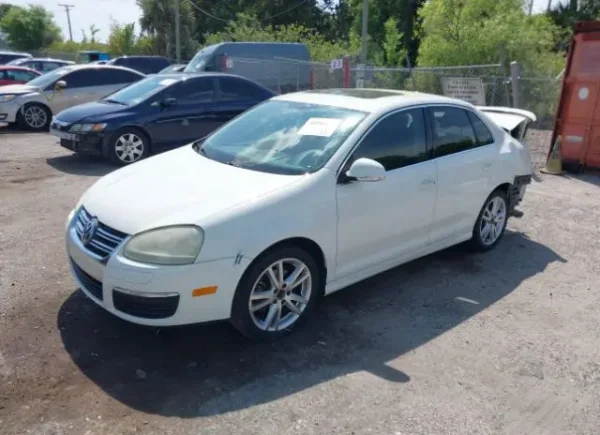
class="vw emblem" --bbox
[81,217,99,245]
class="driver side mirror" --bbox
[161,97,177,108]
[55,80,67,90]
[345,158,386,182]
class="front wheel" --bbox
[230,246,320,341]
[469,190,509,252]
[105,128,149,166]
[19,103,51,131]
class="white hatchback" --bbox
[65,89,535,340]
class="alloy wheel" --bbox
[24,106,47,129]
[115,133,144,163]
[480,196,507,246]
[248,258,312,332]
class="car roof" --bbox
[57,64,145,75]
[25,58,74,63]
[0,65,40,73]
[0,50,30,56]
[275,88,473,113]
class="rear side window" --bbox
[467,112,494,146]
[352,108,428,171]
[429,107,477,157]
[169,77,214,103]
[41,62,64,72]
[218,77,265,101]
[101,69,143,85]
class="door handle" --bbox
[420,179,436,185]
[483,163,493,170]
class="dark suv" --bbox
[107,56,171,74]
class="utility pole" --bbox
[546,0,552,12]
[58,4,75,41]
[174,0,181,63]
[361,0,368,65]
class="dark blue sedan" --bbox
[50,73,275,165]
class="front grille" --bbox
[74,207,128,258]
[113,289,179,319]
[71,258,103,300]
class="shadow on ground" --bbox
[58,231,565,418]
[46,154,115,177]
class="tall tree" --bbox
[0,5,62,51]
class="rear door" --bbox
[427,105,499,244]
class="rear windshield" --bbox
[0,54,28,64]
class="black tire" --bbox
[230,245,321,341]
[103,127,150,166]
[469,189,509,252]
[563,162,583,174]
[18,103,52,131]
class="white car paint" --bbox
[0,64,144,124]
[66,89,534,328]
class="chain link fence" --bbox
[519,76,561,129]
[352,64,511,107]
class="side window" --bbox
[351,108,428,171]
[42,62,62,72]
[467,111,494,146]
[218,77,264,101]
[101,69,142,85]
[62,70,99,88]
[170,78,214,103]
[9,69,36,82]
[429,107,477,157]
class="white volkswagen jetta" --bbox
[65,89,534,340]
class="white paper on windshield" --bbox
[297,118,342,137]
[159,78,178,86]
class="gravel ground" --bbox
[1,128,600,435]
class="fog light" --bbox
[0,114,7,120]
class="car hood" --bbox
[55,101,127,124]
[82,145,303,235]
[0,84,39,95]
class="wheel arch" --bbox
[114,124,153,152]
[242,236,328,295]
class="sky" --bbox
[5,0,566,43]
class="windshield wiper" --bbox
[103,98,127,105]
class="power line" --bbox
[58,4,75,41]
[184,0,311,24]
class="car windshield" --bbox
[184,46,216,73]
[196,100,367,175]
[159,64,184,74]
[102,76,179,106]
[26,67,72,88]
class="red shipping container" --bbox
[550,21,600,172]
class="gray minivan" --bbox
[184,42,311,93]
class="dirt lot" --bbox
[1,128,599,435]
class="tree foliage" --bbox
[417,0,564,75]
[0,5,62,51]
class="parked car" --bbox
[107,56,171,74]
[158,63,186,74]
[184,42,311,93]
[7,57,74,72]
[51,73,275,165]
[0,66,41,86]
[0,50,31,65]
[65,89,535,340]
[0,64,144,131]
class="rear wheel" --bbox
[230,246,320,341]
[469,190,508,252]
[19,103,51,131]
[104,128,149,166]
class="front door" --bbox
[147,77,218,149]
[335,108,437,279]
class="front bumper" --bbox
[0,100,22,123]
[65,210,249,326]
[51,129,109,155]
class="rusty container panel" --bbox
[551,21,600,171]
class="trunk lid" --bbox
[477,107,536,142]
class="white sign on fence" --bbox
[330,58,344,71]
[441,77,486,105]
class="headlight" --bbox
[0,95,16,103]
[123,225,204,265]
[70,123,107,133]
